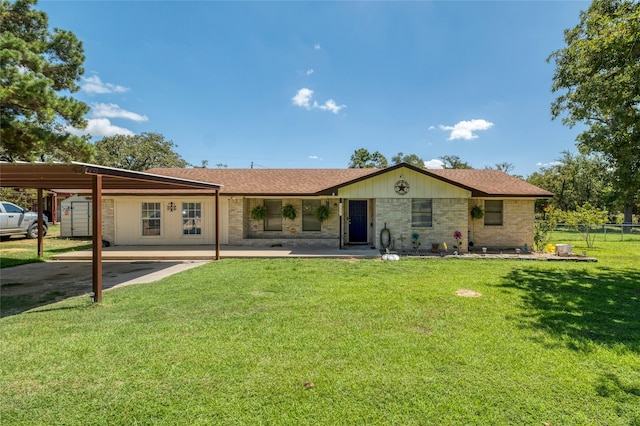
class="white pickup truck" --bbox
[0,201,48,240]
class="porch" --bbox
[51,245,381,261]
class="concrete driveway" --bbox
[0,260,207,317]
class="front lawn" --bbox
[0,224,91,268]
[1,234,639,425]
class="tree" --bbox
[0,0,92,162]
[494,162,514,174]
[440,155,473,169]
[557,202,609,248]
[94,133,189,171]
[348,148,388,168]
[527,151,614,212]
[548,0,640,226]
[533,205,559,252]
[391,152,425,168]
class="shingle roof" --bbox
[426,168,554,197]
[145,168,378,195]
[144,164,553,198]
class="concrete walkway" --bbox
[50,245,597,262]
[51,245,382,261]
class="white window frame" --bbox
[182,202,203,236]
[141,202,162,237]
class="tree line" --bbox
[1,0,638,221]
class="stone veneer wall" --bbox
[228,198,341,247]
[101,198,115,244]
[227,197,244,245]
[374,198,468,252]
[468,199,535,249]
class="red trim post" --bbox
[215,190,220,260]
[92,174,103,303]
[37,188,44,257]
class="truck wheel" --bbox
[27,223,47,239]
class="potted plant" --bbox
[314,204,331,223]
[470,205,484,219]
[250,205,267,221]
[281,203,297,221]
[469,205,484,248]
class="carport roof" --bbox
[0,162,222,191]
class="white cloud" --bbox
[91,103,148,122]
[292,88,314,109]
[309,155,323,160]
[82,75,129,95]
[316,99,345,114]
[428,125,436,131]
[67,118,134,138]
[306,69,314,75]
[424,159,445,169]
[292,88,346,114]
[536,161,562,167]
[314,44,321,50]
[439,119,494,140]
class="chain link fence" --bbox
[554,223,640,241]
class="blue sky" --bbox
[40,0,589,176]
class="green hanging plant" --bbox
[281,203,297,221]
[470,205,484,219]
[314,204,331,223]
[250,205,267,221]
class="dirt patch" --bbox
[456,289,482,297]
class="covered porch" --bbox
[50,244,381,260]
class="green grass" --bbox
[0,224,92,268]
[0,236,639,424]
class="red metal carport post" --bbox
[92,174,103,303]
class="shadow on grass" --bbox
[500,266,640,353]
[0,243,92,268]
[0,261,185,318]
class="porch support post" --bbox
[37,188,44,257]
[339,198,343,249]
[52,192,58,224]
[92,174,103,303]
[215,190,220,260]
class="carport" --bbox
[0,162,221,302]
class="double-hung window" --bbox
[182,202,202,235]
[484,200,503,226]
[264,199,282,231]
[141,202,161,236]
[302,200,321,231]
[411,199,433,228]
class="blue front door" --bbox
[348,200,368,243]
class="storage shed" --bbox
[60,195,93,237]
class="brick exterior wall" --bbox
[468,199,535,250]
[102,195,536,250]
[227,197,244,245]
[102,199,115,244]
[374,198,468,252]
[231,198,341,247]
